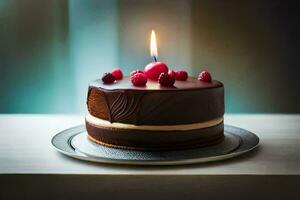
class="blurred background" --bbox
[0,0,299,114]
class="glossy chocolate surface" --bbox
[87,77,224,125]
[89,77,223,91]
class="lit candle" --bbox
[144,30,168,80]
[150,30,158,62]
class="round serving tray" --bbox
[51,125,259,165]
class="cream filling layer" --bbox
[86,114,223,131]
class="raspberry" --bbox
[131,73,147,87]
[130,69,144,77]
[158,73,175,87]
[198,70,212,82]
[175,70,188,81]
[111,68,123,80]
[168,70,176,79]
[102,73,116,84]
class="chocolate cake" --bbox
[86,76,224,150]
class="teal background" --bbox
[1,0,299,114]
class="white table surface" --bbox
[0,114,299,175]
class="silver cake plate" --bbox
[51,125,259,165]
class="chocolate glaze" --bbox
[86,120,224,150]
[89,77,223,91]
[87,77,224,125]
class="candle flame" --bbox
[150,30,158,58]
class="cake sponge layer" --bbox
[86,117,224,150]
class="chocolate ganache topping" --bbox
[87,77,224,125]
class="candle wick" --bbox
[153,56,157,62]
